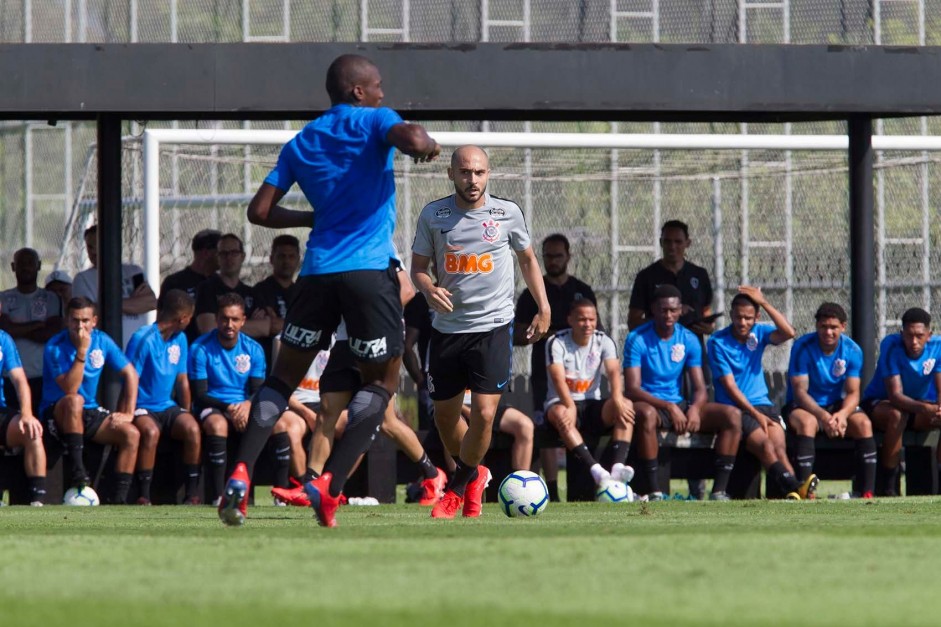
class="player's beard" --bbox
[455,183,485,206]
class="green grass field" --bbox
[2,497,939,627]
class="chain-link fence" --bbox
[2,0,941,379]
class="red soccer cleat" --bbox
[304,473,340,528]
[462,465,492,518]
[218,462,250,526]
[431,491,464,519]
[418,467,448,506]
[271,478,312,507]
[861,490,874,499]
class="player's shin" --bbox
[323,383,391,497]
[856,437,877,496]
[270,431,292,488]
[235,378,293,476]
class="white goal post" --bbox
[141,128,941,336]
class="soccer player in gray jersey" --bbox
[411,145,550,519]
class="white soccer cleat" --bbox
[611,463,635,484]
[590,463,611,486]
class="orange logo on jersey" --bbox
[444,252,494,274]
[566,378,592,394]
[298,377,320,392]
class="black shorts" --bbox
[134,406,188,434]
[655,401,689,431]
[320,341,362,394]
[42,405,110,441]
[741,405,784,437]
[546,398,608,437]
[427,323,513,401]
[0,411,13,448]
[280,262,404,362]
[860,398,921,430]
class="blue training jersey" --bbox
[264,104,403,276]
[785,332,863,407]
[126,323,188,412]
[862,333,941,402]
[624,321,702,404]
[0,330,24,409]
[708,323,775,407]
[189,331,266,405]
[41,329,129,412]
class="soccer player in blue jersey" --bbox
[126,289,202,505]
[784,303,876,498]
[625,285,740,500]
[708,287,818,500]
[0,300,46,505]
[41,297,140,504]
[861,307,941,496]
[219,54,441,527]
[190,293,300,505]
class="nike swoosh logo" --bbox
[497,380,508,389]
[440,228,455,234]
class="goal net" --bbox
[61,128,941,376]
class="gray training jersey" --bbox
[413,193,531,334]
[544,329,618,409]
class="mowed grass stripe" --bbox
[1,500,939,626]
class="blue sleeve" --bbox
[125,331,145,374]
[757,324,775,349]
[177,338,189,377]
[0,334,22,374]
[624,333,643,368]
[45,341,67,379]
[846,344,863,379]
[250,342,266,378]
[685,333,702,368]
[103,334,130,370]
[883,343,903,377]
[373,107,404,145]
[790,340,810,377]
[264,142,297,191]
[708,338,733,378]
[190,344,207,381]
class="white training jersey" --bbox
[544,329,618,409]
[0,287,61,378]
[293,348,331,405]
[412,193,531,334]
[72,263,149,349]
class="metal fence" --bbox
[1,1,940,373]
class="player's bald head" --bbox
[326,54,380,104]
[450,145,489,169]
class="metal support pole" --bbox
[848,117,876,382]
[97,114,123,408]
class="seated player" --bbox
[41,297,141,504]
[125,289,203,505]
[784,303,876,498]
[0,314,46,505]
[544,299,635,493]
[861,307,941,496]
[624,285,741,501]
[459,390,534,472]
[190,293,302,505]
[708,287,817,500]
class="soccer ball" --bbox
[63,486,100,506]
[596,479,633,503]
[498,470,549,518]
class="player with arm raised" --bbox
[218,54,440,527]
[708,287,817,500]
[411,145,550,519]
[625,285,740,500]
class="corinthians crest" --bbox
[923,358,936,376]
[831,358,847,377]
[481,219,500,243]
[746,333,759,351]
[671,343,686,363]
[167,344,181,365]
[235,353,251,374]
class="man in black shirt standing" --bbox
[628,220,715,337]
[160,229,221,344]
[253,234,301,368]
[194,233,270,340]
[514,233,598,501]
